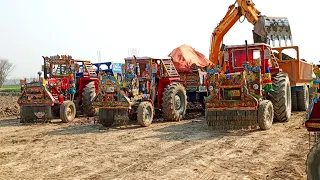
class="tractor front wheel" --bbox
[162,82,187,121]
[258,100,274,130]
[137,101,154,127]
[306,142,320,180]
[82,81,97,117]
[60,101,76,123]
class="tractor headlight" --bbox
[209,86,214,91]
[253,84,259,90]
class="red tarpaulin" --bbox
[168,44,213,72]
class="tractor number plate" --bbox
[229,90,240,97]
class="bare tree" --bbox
[11,77,21,85]
[0,58,15,87]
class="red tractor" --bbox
[92,56,188,127]
[17,55,99,123]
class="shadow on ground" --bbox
[45,123,107,135]
[149,118,260,141]
[0,118,22,127]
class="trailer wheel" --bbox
[82,81,97,117]
[291,91,298,111]
[162,82,187,121]
[306,142,320,180]
[268,72,291,122]
[297,84,309,111]
[258,100,274,130]
[99,108,115,127]
[137,101,154,127]
[60,101,76,123]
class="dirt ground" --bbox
[0,95,19,118]
[0,96,310,180]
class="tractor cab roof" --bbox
[225,43,271,50]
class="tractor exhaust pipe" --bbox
[245,40,249,62]
[42,56,48,79]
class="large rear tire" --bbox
[291,91,298,111]
[60,101,76,123]
[268,72,291,122]
[161,82,187,121]
[137,101,154,127]
[297,84,309,111]
[258,100,274,130]
[82,81,97,117]
[306,142,320,180]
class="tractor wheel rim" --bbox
[175,95,181,110]
[145,106,151,120]
[66,107,73,118]
[266,105,273,125]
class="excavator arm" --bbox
[209,0,292,66]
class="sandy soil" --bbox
[0,109,310,180]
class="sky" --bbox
[0,0,318,79]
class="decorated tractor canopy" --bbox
[92,56,188,127]
[17,55,118,123]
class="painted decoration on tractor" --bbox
[17,78,55,106]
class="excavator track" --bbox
[206,110,258,131]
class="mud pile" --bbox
[0,95,20,118]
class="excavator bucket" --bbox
[253,16,292,47]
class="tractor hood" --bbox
[169,44,213,73]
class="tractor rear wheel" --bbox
[306,142,320,180]
[60,101,76,123]
[162,82,187,121]
[268,72,291,122]
[98,108,115,127]
[297,84,309,111]
[137,101,154,127]
[82,81,97,117]
[291,91,298,111]
[258,100,274,130]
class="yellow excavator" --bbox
[209,0,292,68]
[204,0,312,130]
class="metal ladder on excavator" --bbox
[83,61,97,77]
[161,59,179,77]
